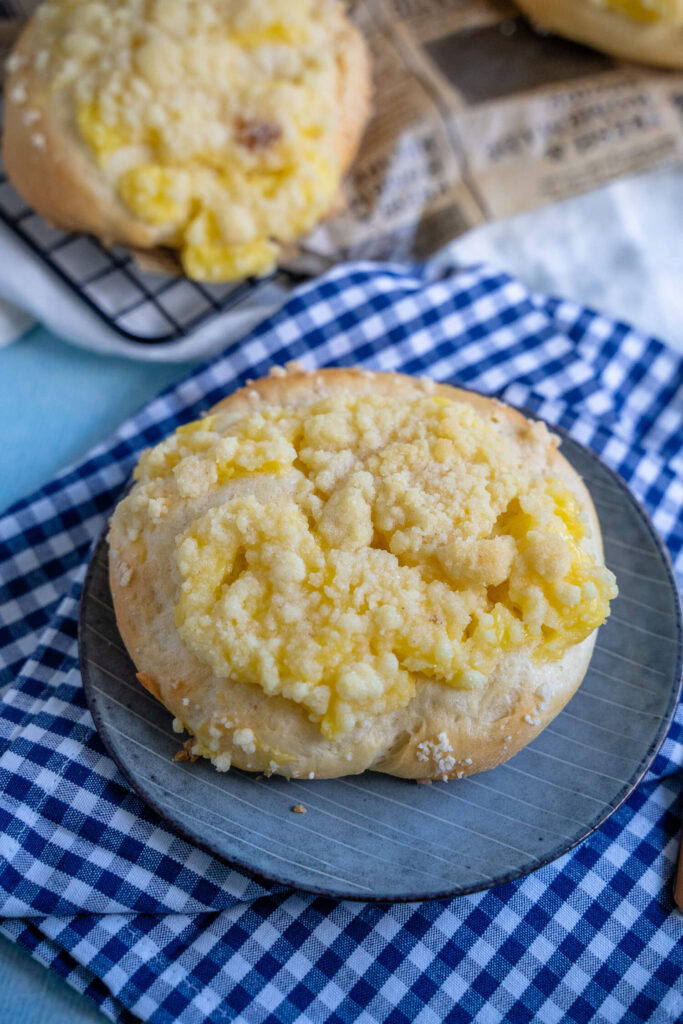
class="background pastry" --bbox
[108,367,617,782]
[2,0,371,281]
[516,0,683,68]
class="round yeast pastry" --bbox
[516,0,683,68]
[2,0,370,282]
[108,367,618,781]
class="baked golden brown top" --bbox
[111,370,617,754]
[4,0,369,280]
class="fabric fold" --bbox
[0,261,681,1023]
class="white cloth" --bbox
[0,290,32,348]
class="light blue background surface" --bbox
[0,327,196,514]
[0,326,198,1021]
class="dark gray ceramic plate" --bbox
[79,431,682,901]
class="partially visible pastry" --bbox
[2,0,370,281]
[108,367,617,782]
[516,0,683,68]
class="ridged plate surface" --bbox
[79,432,682,901]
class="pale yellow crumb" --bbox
[132,393,616,740]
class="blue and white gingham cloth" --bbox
[1,261,682,1024]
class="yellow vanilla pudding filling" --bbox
[514,0,683,70]
[595,0,683,22]
[16,0,353,280]
[117,388,617,746]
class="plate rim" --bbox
[78,413,683,903]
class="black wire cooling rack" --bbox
[0,151,279,345]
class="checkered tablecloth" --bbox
[1,261,682,1023]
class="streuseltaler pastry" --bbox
[516,0,683,68]
[3,0,370,282]
[108,366,618,781]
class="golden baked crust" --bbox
[108,367,616,781]
[516,0,683,68]
[2,0,370,280]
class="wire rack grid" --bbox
[0,147,276,345]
